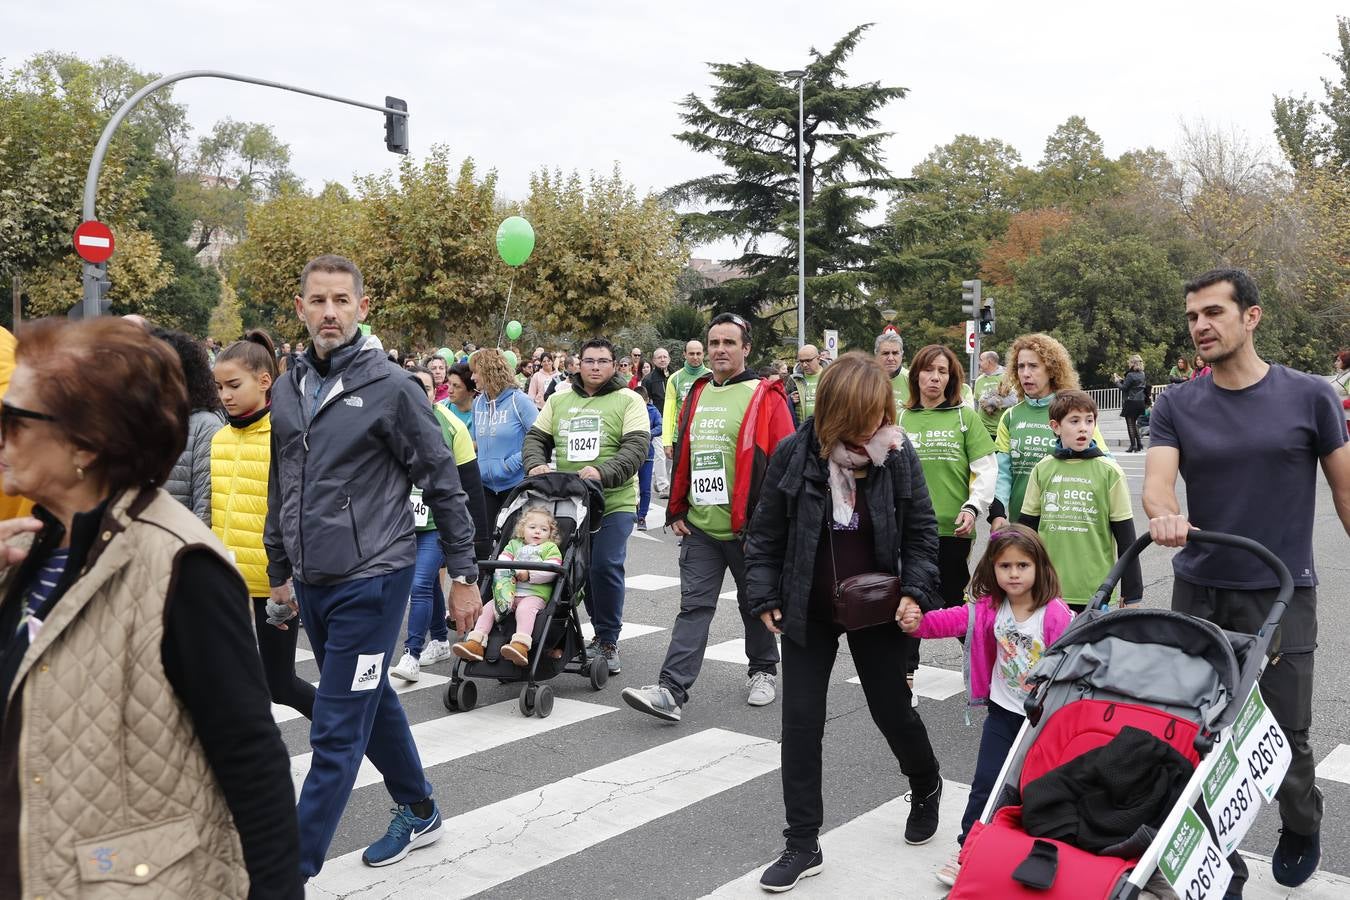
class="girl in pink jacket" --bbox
[899,524,1073,887]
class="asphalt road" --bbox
[288,410,1348,898]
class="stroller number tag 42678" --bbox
[1232,685,1291,801]
[1202,741,1261,854]
[1159,807,1233,900]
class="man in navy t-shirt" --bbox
[1144,268,1350,895]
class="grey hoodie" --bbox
[264,334,476,586]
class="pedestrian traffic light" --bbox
[960,279,982,318]
[980,299,995,335]
[384,96,409,155]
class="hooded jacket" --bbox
[666,371,795,536]
[264,334,477,586]
[165,408,225,525]
[473,386,538,494]
[742,420,941,646]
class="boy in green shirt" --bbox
[1018,390,1142,611]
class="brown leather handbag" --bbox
[827,517,902,631]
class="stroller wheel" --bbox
[519,684,537,717]
[588,657,608,691]
[535,684,554,719]
[455,679,478,712]
[442,681,459,712]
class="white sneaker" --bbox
[420,639,452,666]
[747,672,777,706]
[936,851,961,887]
[389,651,420,682]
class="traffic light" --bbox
[980,298,995,335]
[384,96,409,155]
[960,279,982,318]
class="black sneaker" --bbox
[584,636,600,660]
[1272,825,1320,887]
[600,641,620,674]
[759,844,823,893]
[905,779,942,845]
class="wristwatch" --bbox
[449,574,476,586]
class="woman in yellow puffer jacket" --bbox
[212,330,316,718]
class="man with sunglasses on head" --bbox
[789,344,823,421]
[524,338,649,675]
[622,313,796,722]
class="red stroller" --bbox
[951,531,1293,899]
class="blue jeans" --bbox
[959,702,1025,844]
[293,568,433,878]
[585,511,635,644]
[405,530,449,656]
[637,456,654,521]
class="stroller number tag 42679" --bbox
[1159,807,1233,900]
[1202,741,1261,854]
[1232,685,1291,801]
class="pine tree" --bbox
[666,24,909,348]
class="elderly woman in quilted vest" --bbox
[0,318,300,899]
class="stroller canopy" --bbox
[1030,608,1241,730]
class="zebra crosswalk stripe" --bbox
[289,697,614,795]
[307,727,779,898]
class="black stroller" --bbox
[442,472,606,719]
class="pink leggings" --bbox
[474,595,547,640]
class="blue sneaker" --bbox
[362,804,442,867]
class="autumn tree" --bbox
[666,24,908,345]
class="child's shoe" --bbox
[452,631,488,662]
[500,633,533,667]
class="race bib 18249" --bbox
[690,450,729,506]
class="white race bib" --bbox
[1202,740,1261,855]
[1231,685,1292,802]
[1159,807,1233,900]
[690,450,730,506]
[566,414,602,462]
[409,487,430,528]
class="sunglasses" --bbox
[797,355,818,363]
[1,404,59,441]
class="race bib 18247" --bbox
[565,414,602,462]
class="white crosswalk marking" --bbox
[271,672,451,725]
[624,573,681,591]
[847,664,965,701]
[307,728,779,898]
[289,697,614,795]
[703,637,780,665]
[1315,743,1350,784]
[579,621,666,642]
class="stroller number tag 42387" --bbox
[1202,741,1261,854]
[1232,685,1291,801]
[1159,807,1233,900]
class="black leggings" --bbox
[252,596,316,719]
[908,535,972,673]
[1125,415,1142,449]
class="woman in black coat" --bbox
[1116,354,1149,453]
[743,352,944,892]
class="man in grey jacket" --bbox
[265,254,480,880]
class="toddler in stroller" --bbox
[452,506,563,667]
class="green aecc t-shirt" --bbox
[684,380,756,541]
[899,405,995,537]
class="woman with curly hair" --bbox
[153,327,225,525]
[989,333,1106,529]
[470,348,539,529]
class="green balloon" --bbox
[496,216,535,267]
[505,320,523,341]
[502,350,519,371]
[436,347,454,362]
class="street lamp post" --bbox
[783,69,806,349]
[78,70,410,319]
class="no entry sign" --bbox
[73,220,115,264]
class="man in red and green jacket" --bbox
[622,312,796,723]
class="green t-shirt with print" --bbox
[685,380,757,541]
[995,398,1110,522]
[536,386,649,515]
[498,537,563,601]
[793,372,821,419]
[890,368,910,422]
[1021,454,1133,606]
[898,405,995,537]
[414,405,478,533]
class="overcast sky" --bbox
[5,0,1345,259]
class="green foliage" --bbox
[666,24,908,342]
[1273,16,1350,174]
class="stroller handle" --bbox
[476,560,567,576]
[1086,530,1293,640]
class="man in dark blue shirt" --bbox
[1144,268,1350,896]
